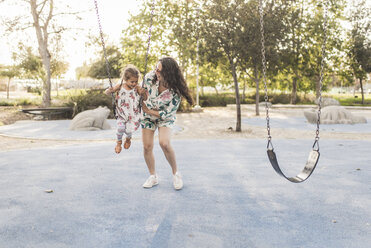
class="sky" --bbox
[0,0,141,79]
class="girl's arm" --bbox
[136,86,148,100]
[104,83,121,95]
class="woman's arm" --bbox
[141,104,160,118]
[157,95,181,120]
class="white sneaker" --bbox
[173,172,183,190]
[142,174,158,188]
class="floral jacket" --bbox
[142,71,181,122]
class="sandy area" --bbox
[1,105,371,151]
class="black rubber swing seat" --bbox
[267,149,320,183]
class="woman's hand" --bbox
[141,103,160,118]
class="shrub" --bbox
[26,86,42,95]
[66,89,113,117]
[0,98,39,106]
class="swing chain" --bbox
[93,0,116,115]
[260,0,328,150]
[94,0,113,87]
[142,0,156,81]
[259,0,272,144]
[314,0,328,145]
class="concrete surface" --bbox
[0,139,370,248]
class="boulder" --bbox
[315,97,340,107]
[304,106,367,124]
[69,106,111,131]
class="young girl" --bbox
[105,65,147,153]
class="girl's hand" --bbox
[141,103,151,114]
[105,87,113,95]
[136,86,148,99]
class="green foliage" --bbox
[88,46,122,79]
[333,95,371,106]
[178,99,193,112]
[65,89,113,116]
[18,47,45,81]
[51,59,69,78]
[0,98,40,106]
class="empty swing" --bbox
[258,0,329,183]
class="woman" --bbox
[141,57,193,190]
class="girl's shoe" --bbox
[124,137,131,149]
[115,140,122,154]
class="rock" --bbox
[315,97,340,107]
[304,106,367,124]
[259,102,272,107]
[69,106,111,131]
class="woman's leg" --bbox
[142,128,156,175]
[158,127,177,175]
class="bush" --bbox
[178,99,193,112]
[247,92,315,104]
[66,89,113,117]
[0,98,40,106]
[26,86,42,95]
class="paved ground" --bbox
[0,120,183,140]
[1,138,370,247]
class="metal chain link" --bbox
[93,0,116,117]
[259,0,272,149]
[314,0,329,150]
[142,0,156,86]
[94,0,156,115]
[259,0,328,151]
[94,0,113,87]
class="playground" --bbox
[1,105,371,247]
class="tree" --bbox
[0,65,20,99]
[88,46,122,79]
[1,0,81,107]
[202,0,245,131]
[239,0,288,114]
[18,47,45,81]
[346,0,371,104]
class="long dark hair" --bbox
[154,57,193,105]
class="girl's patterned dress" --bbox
[141,71,181,130]
[115,86,142,140]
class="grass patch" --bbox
[332,94,371,106]
[0,98,41,106]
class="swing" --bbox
[93,0,155,117]
[258,0,329,183]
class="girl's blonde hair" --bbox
[121,64,141,81]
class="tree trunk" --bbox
[213,86,219,95]
[254,67,260,116]
[291,77,297,104]
[360,77,364,104]
[6,77,11,99]
[230,60,241,132]
[30,0,53,107]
